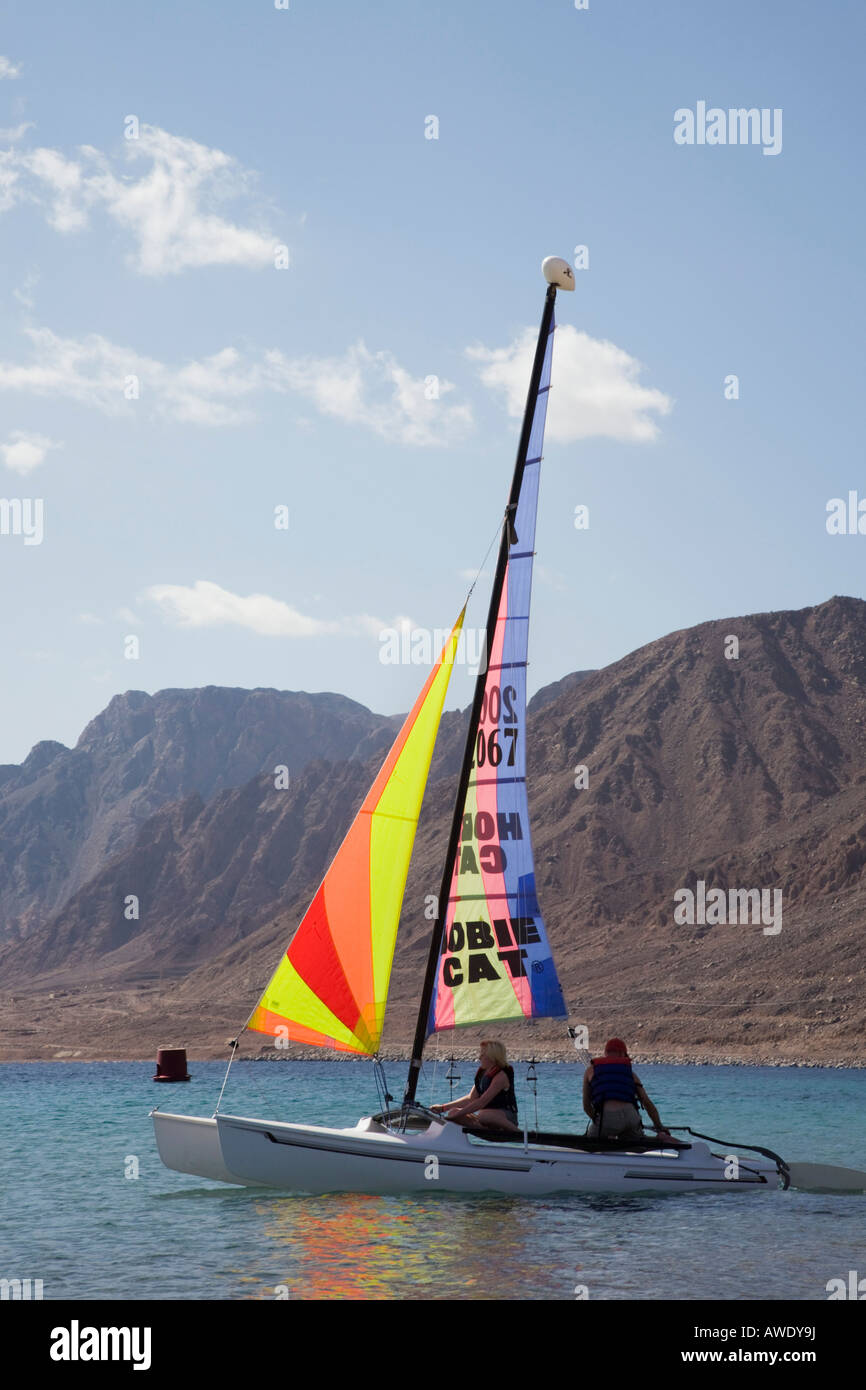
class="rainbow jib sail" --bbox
[428,309,567,1034]
[249,611,465,1055]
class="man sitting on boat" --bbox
[583,1037,668,1141]
[430,1040,520,1131]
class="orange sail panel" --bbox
[248,611,465,1055]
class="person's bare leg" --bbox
[473,1109,520,1131]
[445,1112,479,1128]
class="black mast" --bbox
[404,282,557,1104]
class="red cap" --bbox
[604,1037,629,1056]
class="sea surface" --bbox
[2,1060,864,1301]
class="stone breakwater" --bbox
[242,1047,862,1068]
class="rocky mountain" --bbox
[0,686,400,944]
[527,669,595,713]
[0,699,471,987]
[1,597,865,1063]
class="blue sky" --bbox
[0,0,864,765]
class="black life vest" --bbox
[589,1057,638,1107]
[474,1065,517,1115]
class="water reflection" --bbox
[216,1177,707,1299]
[243,1192,576,1300]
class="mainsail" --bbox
[248,611,465,1055]
[427,299,566,1034]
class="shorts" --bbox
[587,1104,644,1139]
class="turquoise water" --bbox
[2,1061,864,1300]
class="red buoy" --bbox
[153,1047,191,1082]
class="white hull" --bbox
[151,1109,781,1194]
[151,1109,264,1186]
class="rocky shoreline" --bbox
[239,1050,864,1068]
[3,1047,863,1068]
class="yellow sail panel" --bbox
[248,609,465,1054]
[248,964,367,1054]
[368,641,462,1009]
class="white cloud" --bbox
[12,269,38,308]
[145,581,339,637]
[75,607,143,627]
[145,580,406,641]
[0,327,261,425]
[468,323,672,443]
[0,327,149,412]
[352,611,416,638]
[0,56,21,79]
[0,121,34,142]
[0,429,62,474]
[2,124,280,274]
[0,155,19,214]
[0,326,472,441]
[20,146,87,231]
[267,341,472,445]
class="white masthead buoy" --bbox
[541,256,575,290]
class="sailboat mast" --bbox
[404,281,557,1104]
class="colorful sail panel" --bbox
[428,312,567,1033]
[249,611,465,1055]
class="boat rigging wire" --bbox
[446,1053,461,1104]
[215,1031,243,1115]
[463,513,509,606]
[373,1056,394,1123]
[526,1058,539,1132]
[427,1031,442,1108]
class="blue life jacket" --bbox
[589,1057,637,1107]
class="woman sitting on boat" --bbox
[431,1040,520,1131]
[583,1037,667,1140]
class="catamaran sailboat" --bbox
[152,259,864,1197]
